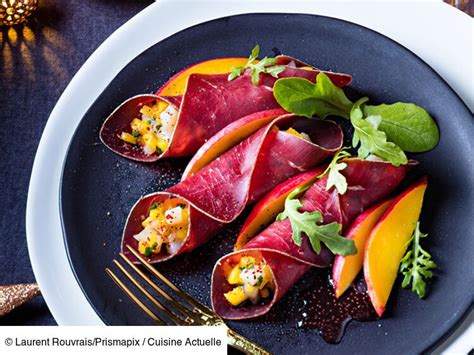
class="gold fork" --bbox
[105,245,270,355]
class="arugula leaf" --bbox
[276,187,357,256]
[399,222,437,298]
[363,103,439,152]
[228,66,245,81]
[228,44,286,85]
[350,98,408,166]
[273,73,353,118]
[317,148,352,194]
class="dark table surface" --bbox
[0,0,153,325]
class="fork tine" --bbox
[112,260,190,326]
[105,268,166,325]
[125,245,216,317]
[118,253,202,322]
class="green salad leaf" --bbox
[350,98,408,166]
[400,222,437,298]
[273,73,353,119]
[228,44,286,85]
[317,148,352,194]
[363,103,439,152]
[276,187,357,256]
[271,71,439,165]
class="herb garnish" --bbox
[273,72,439,166]
[149,203,160,211]
[132,130,140,138]
[276,187,357,256]
[399,222,437,298]
[273,73,353,119]
[228,45,286,85]
[351,98,408,166]
[317,148,352,194]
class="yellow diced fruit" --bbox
[224,286,248,306]
[130,118,142,131]
[155,101,169,116]
[300,66,313,71]
[120,132,137,145]
[149,208,160,220]
[227,265,243,285]
[148,233,157,244]
[285,127,303,139]
[263,264,272,281]
[142,205,163,227]
[141,216,153,228]
[244,284,259,299]
[260,287,270,298]
[138,120,151,135]
[258,265,272,289]
[148,234,162,253]
[175,228,187,241]
[139,105,155,118]
[138,240,147,255]
[181,207,189,223]
[239,256,256,268]
[156,137,168,153]
[142,132,157,151]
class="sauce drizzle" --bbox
[297,269,377,343]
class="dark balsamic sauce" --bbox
[296,269,377,343]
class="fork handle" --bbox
[227,328,270,355]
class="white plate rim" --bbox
[26,0,473,352]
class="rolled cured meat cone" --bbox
[211,159,415,319]
[121,109,343,263]
[100,56,352,162]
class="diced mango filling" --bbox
[223,256,274,307]
[284,127,311,141]
[119,100,178,156]
[134,198,189,256]
[272,126,312,142]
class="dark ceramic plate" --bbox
[61,13,473,354]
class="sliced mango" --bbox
[332,199,392,298]
[364,178,428,316]
[120,132,137,145]
[157,58,250,96]
[235,168,323,250]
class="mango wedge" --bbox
[364,178,428,316]
[157,57,249,96]
[332,199,392,298]
[234,168,323,250]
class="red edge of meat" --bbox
[211,158,417,319]
[275,55,352,87]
